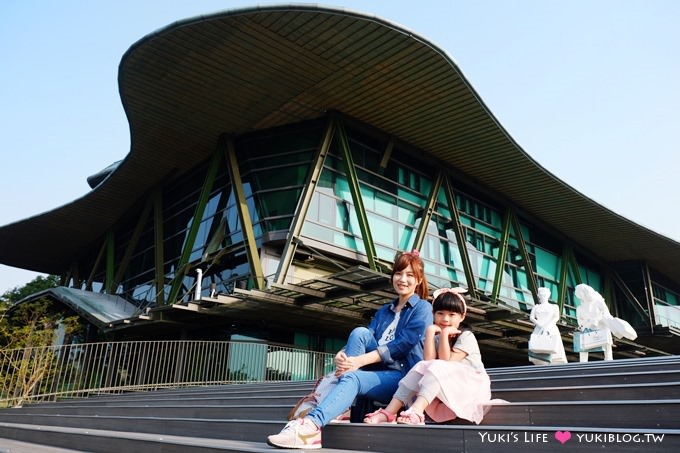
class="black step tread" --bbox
[1,400,678,435]
[15,379,678,415]
[322,423,680,453]
[0,423,364,453]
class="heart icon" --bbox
[554,431,571,444]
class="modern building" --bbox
[1,5,678,366]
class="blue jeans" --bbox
[306,327,403,427]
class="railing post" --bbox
[1,340,334,405]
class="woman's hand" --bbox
[334,351,362,376]
[334,350,346,368]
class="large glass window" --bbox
[302,130,432,264]
[80,116,613,318]
[653,282,680,329]
[97,121,323,305]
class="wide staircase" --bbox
[0,355,678,452]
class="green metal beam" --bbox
[335,119,378,271]
[153,187,165,306]
[559,246,599,316]
[411,172,443,253]
[509,210,539,303]
[111,196,154,292]
[167,145,222,304]
[105,231,115,294]
[567,247,583,286]
[641,262,657,331]
[609,269,652,328]
[442,176,477,296]
[223,135,266,290]
[86,239,107,291]
[557,245,571,315]
[275,119,335,285]
[491,209,512,302]
[378,137,394,174]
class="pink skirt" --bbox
[409,359,492,424]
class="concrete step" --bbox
[2,421,678,453]
[492,381,680,401]
[322,423,680,452]
[0,423,364,453]
[2,356,678,452]
[6,381,677,426]
[1,400,676,441]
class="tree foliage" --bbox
[1,276,82,406]
[1,274,80,348]
[0,274,60,308]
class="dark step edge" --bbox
[0,423,363,453]
[322,423,680,453]
[29,380,680,409]
[491,368,680,384]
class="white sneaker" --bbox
[267,418,322,449]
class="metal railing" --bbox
[0,340,334,407]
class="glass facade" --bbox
[653,283,680,329]
[75,115,672,337]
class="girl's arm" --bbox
[423,324,440,360]
[438,326,462,361]
[447,347,469,362]
[447,330,477,362]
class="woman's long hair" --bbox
[392,250,429,300]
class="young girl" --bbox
[363,287,492,425]
[267,250,433,449]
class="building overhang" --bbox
[1,4,679,283]
[12,287,140,330]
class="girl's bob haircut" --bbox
[432,291,467,315]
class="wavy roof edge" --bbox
[1,4,679,283]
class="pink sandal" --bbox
[363,408,396,424]
[396,409,425,425]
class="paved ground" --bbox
[0,438,84,453]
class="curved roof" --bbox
[1,4,679,282]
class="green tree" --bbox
[0,276,81,406]
[0,274,60,308]
[1,274,63,348]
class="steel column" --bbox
[510,210,539,303]
[442,176,477,296]
[491,209,512,302]
[105,231,115,294]
[641,261,657,332]
[167,145,222,303]
[411,172,443,253]
[223,135,266,290]
[557,245,571,315]
[111,197,154,293]
[153,187,165,306]
[335,119,378,271]
[86,240,107,292]
[274,119,335,285]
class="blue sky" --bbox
[1,0,679,293]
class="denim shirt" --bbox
[368,294,433,374]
